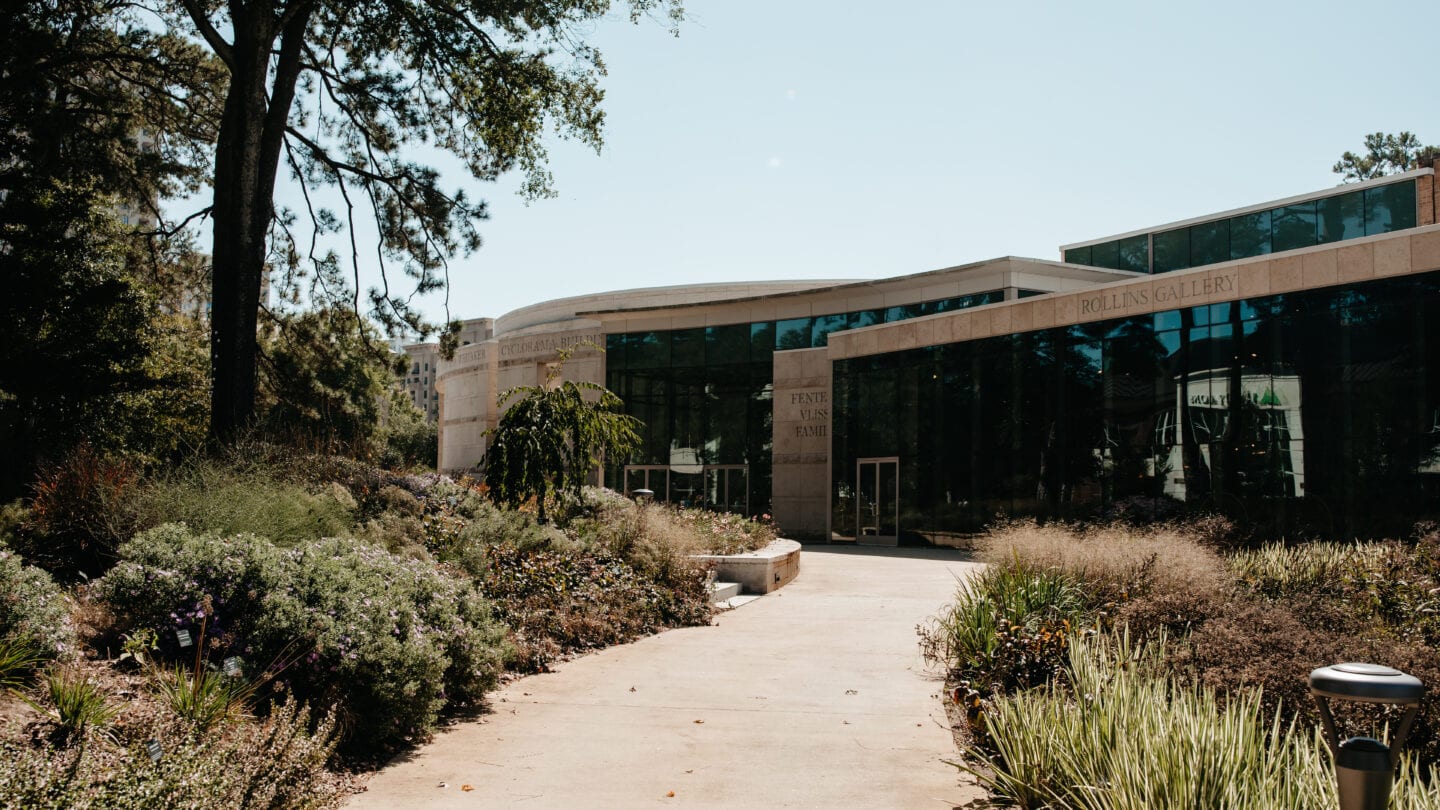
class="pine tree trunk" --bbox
[207,2,312,444]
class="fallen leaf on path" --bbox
[666,791,676,798]
[693,719,704,724]
[462,785,474,792]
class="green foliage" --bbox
[96,524,507,752]
[1230,541,1381,600]
[258,308,397,458]
[378,390,438,470]
[965,631,1440,810]
[0,697,337,810]
[1335,131,1439,182]
[0,545,77,660]
[42,668,119,743]
[484,366,641,523]
[0,637,46,693]
[919,562,1089,725]
[153,656,262,732]
[0,182,205,498]
[127,458,357,548]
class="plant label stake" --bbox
[145,739,163,762]
[175,629,192,648]
[223,657,242,678]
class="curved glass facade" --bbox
[832,270,1440,540]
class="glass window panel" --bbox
[775,317,813,351]
[1188,219,1230,267]
[1272,201,1318,252]
[1229,210,1271,260]
[1118,235,1149,273]
[884,304,925,323]
[1065,245,1093,265]
[849,309,884,329]
[1318,190,1365,244]
[1090,240,1121,270]
[811,313,849,346]
[705,324,750,365]
[750,322,775,362]
[1365,181,1417,235]
[1152,228,1190,273]
[1017,289,1048,298]
[1155,308,1182,331]
[628,331,669,369]
[605,333,627,370]
[1190,305,1211,327]
[670,327,705,367]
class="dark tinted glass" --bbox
[1272,201,1317,252]
[1318,190,1364,244]
[1188,219,1230,267]
[1229,210,1271,260]
[1065,245,1093,265]
[885,304,925,323]
[775,317,813,350]
[671,328,705,367]
[1017,289,1048,298]
[1118,235,1149,273]
[811,313,849,346]
[1365,181,1417,234]
[706,324,750,365]
[1152,228,1190,273]
[750,322,775,362]
[849,309,884,329]
[628,331,669,369]
[1090,240,1121,270]
[605,333,627,370]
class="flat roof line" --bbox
[1060,167,1434,252]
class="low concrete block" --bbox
[693,539,801,595]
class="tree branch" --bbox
[176,0,234,69]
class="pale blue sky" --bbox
[277,0,1440,327]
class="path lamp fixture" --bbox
[632,488,654,503]
[1309,663,1424,810]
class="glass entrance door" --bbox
[856,457,899,546]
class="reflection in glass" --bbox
[811,313,849,347]
[1188,219,1230,267]
[1318,190,1365,244]
[1229,210,1271,260]
[1153,228,1190,273]
[1272,201,1318,252]
[1090,240,1121,270]
[1065,245,1093,265]
[776,317,813,350]
[1365,180,1418,234]
[1118,235,1149,273]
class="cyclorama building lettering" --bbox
[435,165,1440,543]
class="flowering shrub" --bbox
[0,544,77,660]
[95,524,507,752]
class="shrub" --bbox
[17,446,139,578]
[1229,541,1383,600]
[41,667,119,743]
[480,542,709,671]
[0,545,77,661]
[0,698,337,810]
[977,519,1226,605]
[966,631,1440,810]
[919,561,1090,733]
[96,524,507,752]
[126,461,356,547]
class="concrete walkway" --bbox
[349,546,986,809]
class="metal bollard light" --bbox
[1309,663,1424,810]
